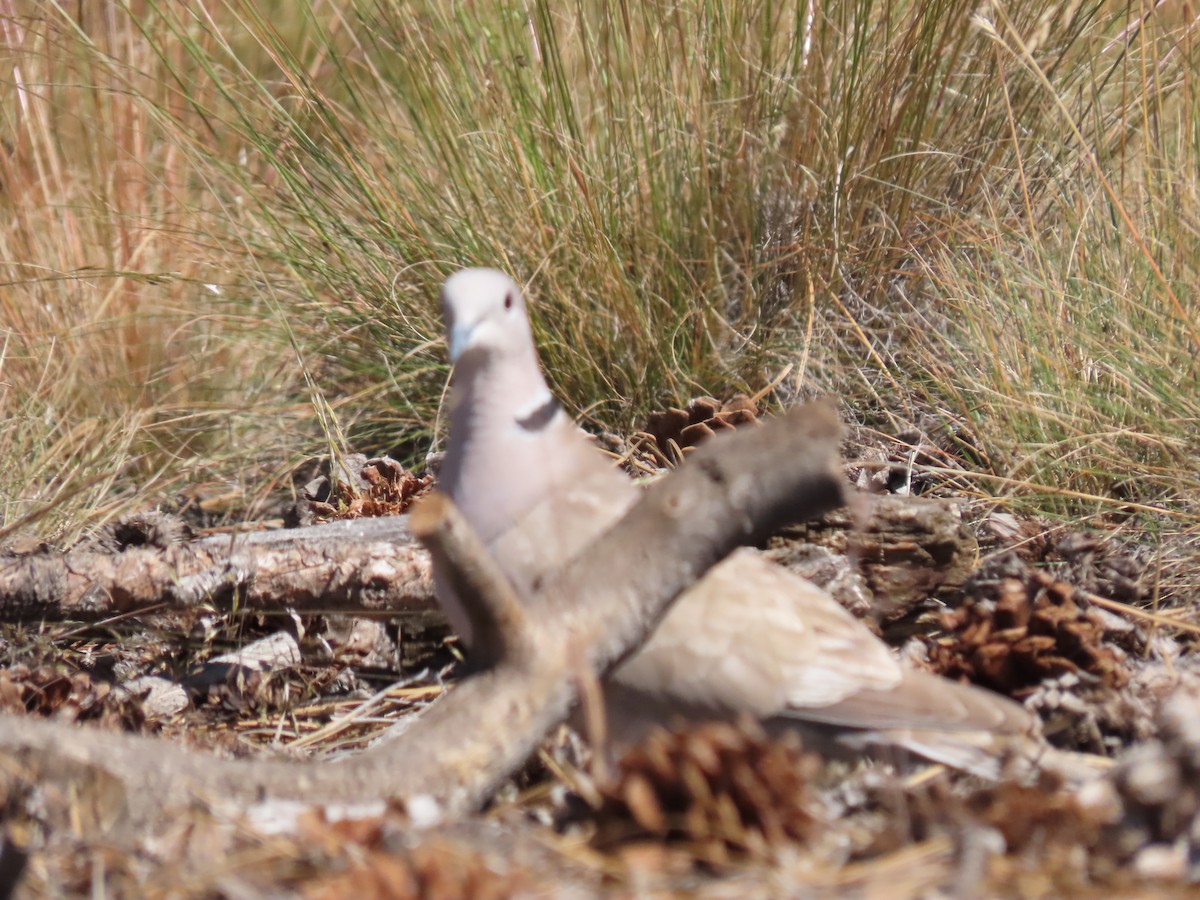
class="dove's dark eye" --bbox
[503,292,514,310]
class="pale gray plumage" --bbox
[435,268,1036,775]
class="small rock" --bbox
[116,675,190,718]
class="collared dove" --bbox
[434,267,1037,775]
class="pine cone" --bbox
[925,558,1128,696]
[305,455,434,521]
[861,774,1110,892]
[643,395,761,464]
[0,663,145,728]
[593,719,821,866]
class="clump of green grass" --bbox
[188,1,1197,513]
[899,7,1200,519]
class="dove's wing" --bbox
[614,550,903,717]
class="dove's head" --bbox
[441,268,536,368]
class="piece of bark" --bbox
[848,496,976,617]
[0,517,437,622]
[776,494,977,621]
[0,401,845,837]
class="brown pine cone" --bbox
[592,718,822,867]
[925,559,1128,696]
[643,395,762,464]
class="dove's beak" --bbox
[448,321,475,365]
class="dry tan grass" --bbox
[0,2,313,542]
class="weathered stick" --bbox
[0,401,844,836]
[411,494,533,669]
[0,517,437,621]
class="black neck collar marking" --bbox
[517,396,560,432]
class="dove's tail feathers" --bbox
[779,667,1035,737]
[838,727,1033,780]
[773,669,1038,778]
[772,667,1038,777]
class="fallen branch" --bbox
[0,401,844,837]
[0,517,438,621]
